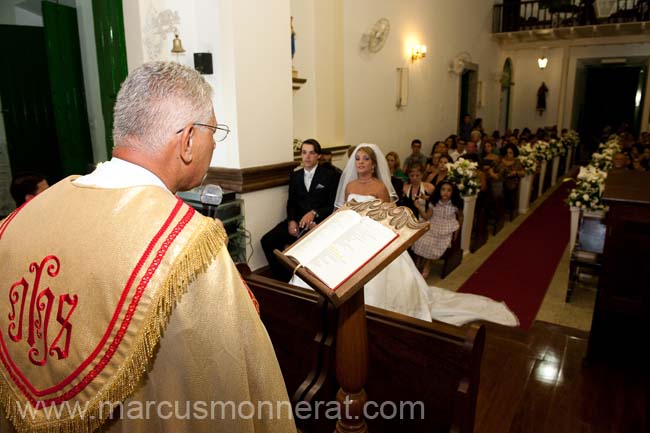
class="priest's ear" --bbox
[177,124,194,163]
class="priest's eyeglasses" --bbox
[176,123,230,142]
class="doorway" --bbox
[458,65,479,135]
[0,25,61,181]
[573,58,647,162]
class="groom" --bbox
[261,139,340,281]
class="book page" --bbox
[300,216,397,290]
[286,210,362,265]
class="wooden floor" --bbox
[475,320,648,433]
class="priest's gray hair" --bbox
[113,61,213,152]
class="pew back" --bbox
[240,266,484,433]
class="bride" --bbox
[292,143,518,327]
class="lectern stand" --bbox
[275,199,428,432]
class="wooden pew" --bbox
[239,265,485,433]
[470,191,489,253]
[486,180,506,236]
[530,171,540,202]
[440,227,463,279]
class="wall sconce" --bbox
[171,28,185,53]
[537,56,548,69]
[396,67,409,108]
[411,45,427,62]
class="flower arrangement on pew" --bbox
[590,136,621,171]
[549,138,566,157]
[566,165,608,212]
[561,130,579,151]
[533,140,554,161]
[445,158,480,197]
[517,143,538,175]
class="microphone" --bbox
[199,184,223,206]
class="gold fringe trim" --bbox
[0,217,227,433]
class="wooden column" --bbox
[334,288,368,433]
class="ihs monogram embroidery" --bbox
[8,255,77,366]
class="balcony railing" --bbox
[493,0,649,33]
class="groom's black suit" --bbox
[261,166,340,281]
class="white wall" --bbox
[343,0,500,160]
[242,186,289,269]
[123,0,293,169]
[290,0,317,142]
[14,7,42,26]
[75,0,107,162]
[0,3,15,25]
[122,0,293,270]
[501,46,565,131]
[314,0,344,148]
[290,0,344,148]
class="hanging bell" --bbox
[171,34,185,53]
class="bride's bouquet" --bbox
[445,158,480,197]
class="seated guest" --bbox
[432,140,447,155]
[464,140,480,157]
[426,154,451,186]
[319,147,342,176]
[481,140,501,166]
[386,151,408,181]
[611,152,629,171]
[496,143,525,217]
[386,151,406,199]
[9,173,49,207]
[400,163,435,216]
[449,139,466,161]
[261,139,340,281]
[444,134,458,152]
[402,138,427,173]
[425,152,441,180]
[412,180,463,279]
[492,130,503,149]
[469,130,483,153]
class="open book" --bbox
[284,209,399,290]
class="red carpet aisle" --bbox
[458,181,573,328]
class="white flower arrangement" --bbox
[587,135,621,171]
[445,158,480,197]
[517,143,538,175]
[567,166,608,212]
[293,138,303,153]
[548,138,566,157]
[533,140,554,161]
[562,130,579,150]
[598,136,622,154]
[590,152,613,171]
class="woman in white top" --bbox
[292,143,518,327]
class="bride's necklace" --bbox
[357,177,373,184]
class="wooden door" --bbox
[0,25,61,180]
[92,0,128,157]
[42,1,93,176]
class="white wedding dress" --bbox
[290,194,519,327]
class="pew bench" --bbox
[239,265,485,433]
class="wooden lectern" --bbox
[275,199,428,433]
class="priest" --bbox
[0,61,295,433]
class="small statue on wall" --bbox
[291,16,297,78]
[537,82,548,115]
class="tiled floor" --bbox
[425,182,597,331]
